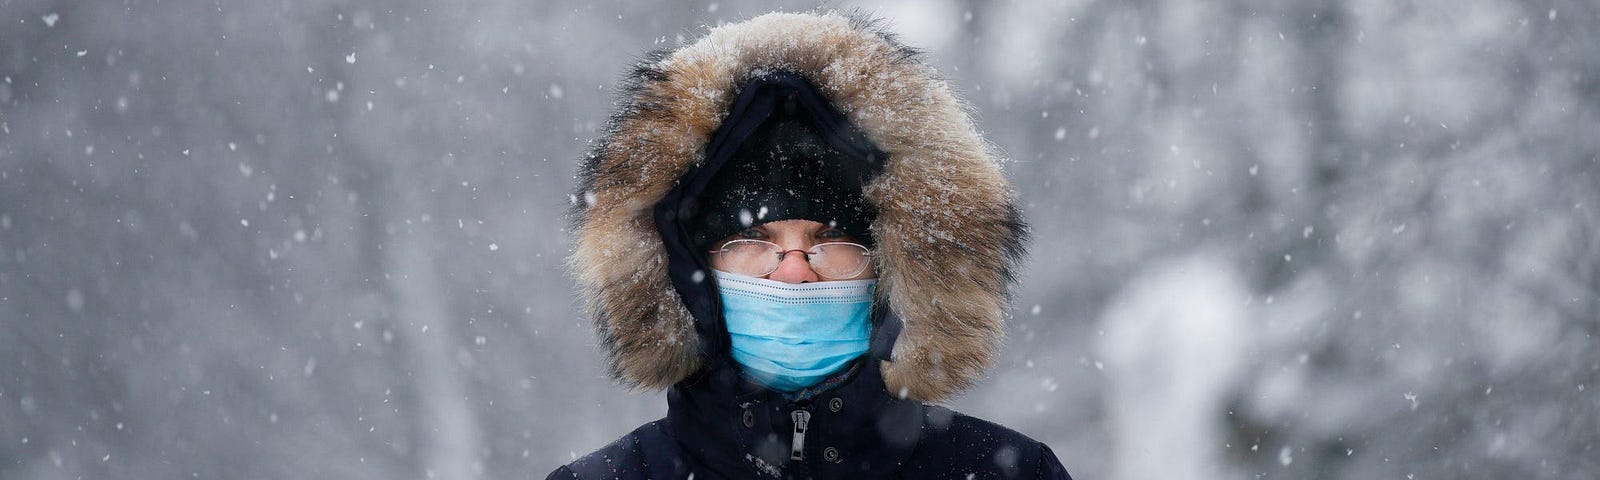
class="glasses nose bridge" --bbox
[774,248,814,261]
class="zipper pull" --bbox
[790,410,811,461]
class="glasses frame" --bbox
[707,239,874,280]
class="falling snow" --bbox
[0,3,1594,480]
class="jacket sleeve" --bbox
[1034,442,1073,480]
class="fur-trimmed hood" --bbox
[570,11,1026,403]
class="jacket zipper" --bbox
[790,409,811,461]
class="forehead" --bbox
[753,219,829,232]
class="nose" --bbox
[766,250,820,283]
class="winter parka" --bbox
[555,12,1071,479]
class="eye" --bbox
[735,228,765,239]
[817,228,849,241]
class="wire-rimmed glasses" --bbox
[708,239,873,279]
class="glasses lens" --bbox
[712,240,781,277]
[809,243,871,279]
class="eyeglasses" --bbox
[708,239,873,279]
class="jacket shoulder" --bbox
[903,406,1073,480]
[548,419,692,480]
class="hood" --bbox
[569,11,1026,403]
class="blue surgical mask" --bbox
[714,270,876,392]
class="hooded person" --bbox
[553,12,1072,480]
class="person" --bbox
[552,11,1072,479]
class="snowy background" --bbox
[2,0,1597,478]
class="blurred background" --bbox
[2,0,1596,478]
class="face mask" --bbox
[714,271,876,392]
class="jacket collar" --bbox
[666,353,924,478]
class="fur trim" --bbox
[571,12,1026,402]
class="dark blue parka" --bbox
[548,351,1070,479]
[559,12,1071,480]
